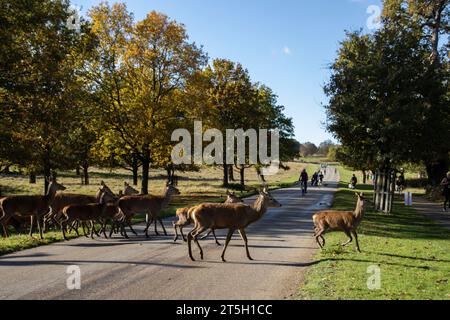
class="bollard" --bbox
[404,192,412,206]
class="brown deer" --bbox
[123,182,139,196]
[188,187,282,262]
[312,192,365,252]
[61,190,122,240]
[45,181,117,231]
[173,191,244,244]
[117,183,180,239]
[0,178,66,239]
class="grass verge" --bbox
[297,166,450,300]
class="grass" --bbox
[0,162,309,256]
[297,165,450,300]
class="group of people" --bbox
[298,168,325,196]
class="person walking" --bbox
[299,169,309,196]
[441,172,450,212]
[350,174,358,189]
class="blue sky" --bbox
[75,0,382,145]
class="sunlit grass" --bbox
[297,166,450,300]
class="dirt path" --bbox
[413,197,450,231]
[0,168,339,300]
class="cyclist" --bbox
[299,169,308,196]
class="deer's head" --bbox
[165,182,181,197]
[225,190,243,204]
[48,177,66,193]
[355,192,365,211]
[99,181,117,203]
[124,182,139,196]
[260,186,282,208]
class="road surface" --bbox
[0,168,339,300]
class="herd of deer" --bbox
[0,173,366,262]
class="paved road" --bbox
[0,168,339,300]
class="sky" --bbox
[74,0,383,145]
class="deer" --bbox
[173,191,243,244]
[0,178,66,239]
[312,192,365,253]
[117,183,180,239]
[44,181,117,232]
[123,182,139,196]
[188,186,282,262]
[60,189,122,240]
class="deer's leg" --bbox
[212,229,221,246]
[37,216,43,239]
[159,218,168,236]
[341,230,353,247]
[180,226,187,242]
[127,218,137,236]
[320,235,325,247]
[90,221,96,239]
[102,220,108,239]
[82,222,89,238]
[352,230,361,253]
[144,215,154,238]
[200,230,212,240]
[187,229,196,261]
[221,229,235,263]
[62,220,68,241]
[73,221,80,237]
[29,215,34,238]
[238,229,253,261]
[192,227,207,260]
[92,221,100,237]
[315,228,325,249]
[173,222,179,242]
[121,222,129,239]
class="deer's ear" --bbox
[124,182,128,187]
[226,190,231,195]
[101,181,105,186]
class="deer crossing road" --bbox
[0,170,339,300]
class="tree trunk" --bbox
[228,165,235,182]
[132,155,139,186]
[141,145,150,195]
[240,166,245,187]
[76,166,80,176]
[29,172,36,184]
[223,165,229,187]
[43,162,51,195]
[82,163,89,185]
[362,170,366,184]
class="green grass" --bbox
[0,162,312,256]
[298,166,450,300]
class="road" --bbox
[0,168,339,300]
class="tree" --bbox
[300,142,318,157]
[317,140,336,156]
[87,3,207,194]
[0,0,92,193]
[382,0,450,184]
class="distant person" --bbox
[441,172,450,212]
[319,172,324,185]
[299,169,309,195]
[396,171,406,192]
[350,174,358,189]
[312,172,319,186]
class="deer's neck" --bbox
[353,201,364,221]
[44,186,58,205]
[160,191,173,209]
[249,196,268,224]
